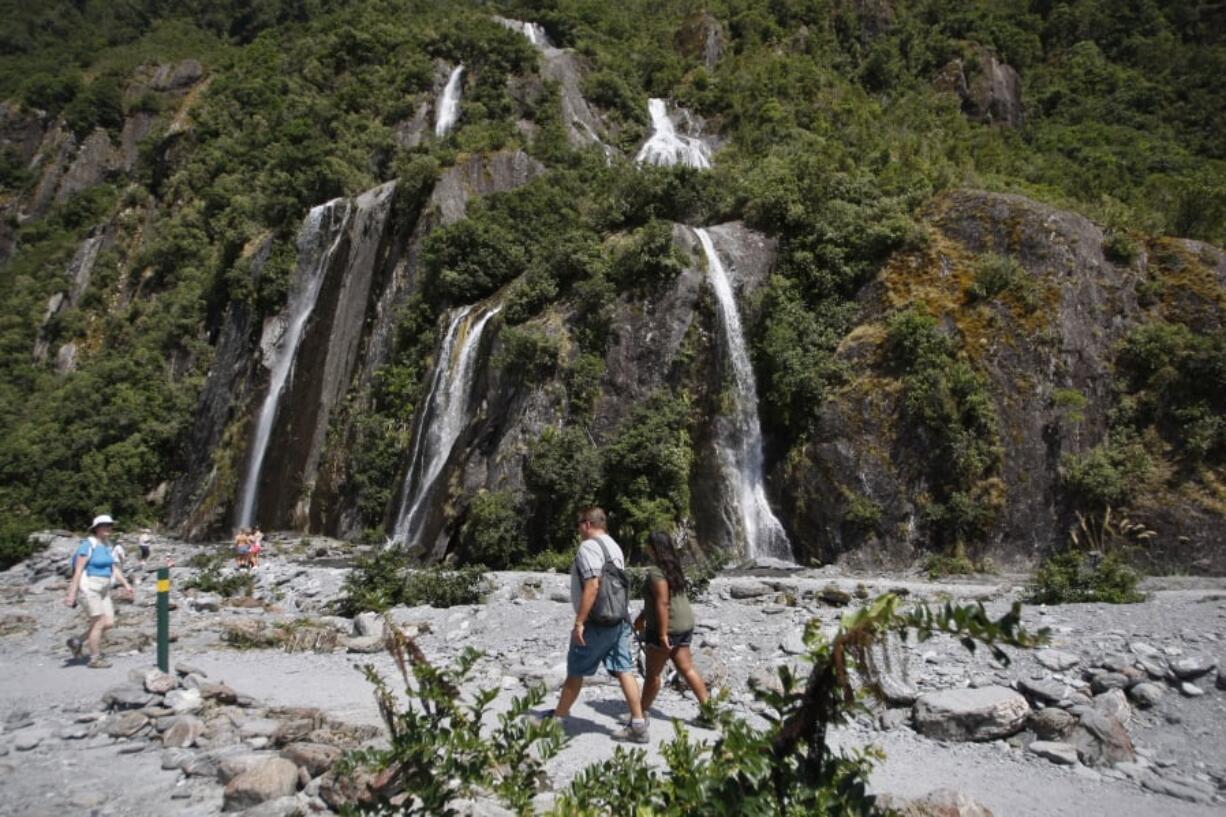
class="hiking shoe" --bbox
[612,720,650,744]
[87,657,112,669]
[66,637,83,658]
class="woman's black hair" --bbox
[647,530,687,595]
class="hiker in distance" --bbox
[542,506,650,743]
[64,514,134,668]
[634,530,710,715]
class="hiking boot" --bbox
[66,637,83,658]
[612,720,650,744]
[87,657,112,669]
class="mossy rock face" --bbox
[776,189,1226,571]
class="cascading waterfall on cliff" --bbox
[236,199,350,528]
[696,227,792,561]
[435,65,464,137]
[636,98,711,169]
[496,18,553,49]
[392,303,502,547]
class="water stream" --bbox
[695,227,792,561]
[636,98,711,169]
[236,199,350,528]
[435,65,464,137]
[496,18,553,48]
[392,304,502,546]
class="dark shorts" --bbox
[645,629,693,649]
[567,620,634,677]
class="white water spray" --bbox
[435,65,464,137]
[636,98,711,169]
[695,227,791,561]
[497,18,553,49]
[236,199,350,528]
[392,304,502,546]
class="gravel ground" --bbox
[1,536,1224,816]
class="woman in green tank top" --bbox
[632,531,710,712]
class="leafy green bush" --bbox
[1026,550,1143,604]
[0,519,45,571]
[1061,434,1154,510]
[183,565,255,598]
[516,549,573,573]
[458,490,527,569]
[492,326,561,386]
[524,426,602,553]
[336,550,489,614]
[968,253,1038,309]
[842,491,883,533]
[684,549,729,600]
[1103,233,1140,265]
[402,566,489,608]
[611,220,685,292]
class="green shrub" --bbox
[842,491,883,532]
[611,220,685,292]
[0,519,45,571]
[184,565,255,598]
[1103,233,1140,265]
[402,566,489,608]
[685,549,729,600]
[524,426,602,553]
[62,75,123,137]
[968,253,1038,309]
[1061,435,1153,510]
[458,490,528,569]
[1051,387,1088,423]
[493,326,561,386]
[517,549,573,573]
[1026,550,1143,604]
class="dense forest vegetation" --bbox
[0,0,1223,567]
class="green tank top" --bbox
[642,565,695,634]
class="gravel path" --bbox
[1,540,1224,816]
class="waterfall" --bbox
[235,199,350,529]
[635,98,711,169]
[695,227,792,561]
[496,18,553,49]
[435,65,464,137]
[392,303,502,546]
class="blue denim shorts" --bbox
[567,620,634,677]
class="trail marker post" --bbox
[156,566,170,673]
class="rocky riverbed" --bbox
[1,533,1224,816]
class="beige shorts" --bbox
[80,575,114,619]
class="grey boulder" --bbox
[1028,740,1079,765]
[223,757,300,811]
[912,686,1030,742]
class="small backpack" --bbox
[67,538,96,576]
[588,535,630,626]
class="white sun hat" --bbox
[89,514,116,531]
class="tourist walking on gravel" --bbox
[634,531,709,714]
[542,507,649,743]
[64,515,133,668]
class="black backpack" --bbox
[587,535,629,626]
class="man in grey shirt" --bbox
[544,506,648,743]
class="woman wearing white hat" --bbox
[64,514,133,668]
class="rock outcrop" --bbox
[935,46,1025,128]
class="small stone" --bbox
[175,662,207,678]
[1089,672,1130,693]
[1069,711,1134,767]
[912,686,1030,742]
[1170,656,1216,681]
[163,716,205,749]
[192,594,221,613]
[144,670,178,695]
[241,796,305,817]
[218,752,274,783]
[102,684,154,710]
[878,674,918,707]
[166,688,204,714]
[818,586,852,606]
[1028,740,1079,765]
[223,757,299,811]
[15,734,42,751]
[780,632,807,656]
[1035,649,1080,672]
[353,612,384,640]
[1028,707,1076,740]
[1179,681,1204,697]
[200,683,239,704]
[1017,677,1071,705]
[161,748,194,770]
[105,711,149,738]
[877,709,911,731]
[1217,667,1226,691]
[344,635,384,654]
[728,582,772,600]
[548,591,570,604]
[1093,688,1131,725]
[280,742,341,777]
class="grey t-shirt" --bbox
[569,534,624,614]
